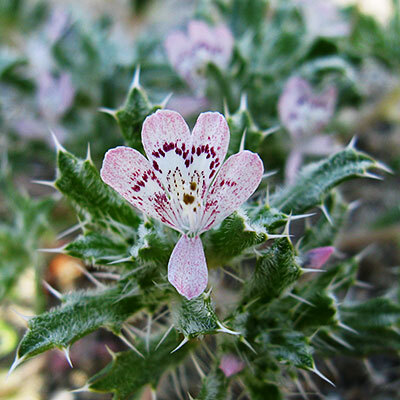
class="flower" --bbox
[295,0,350,39]
[165,20,234,95]
[219,354,245,377]
[278,76,340,184]
[302,246,334,269]
[100,110,263,299]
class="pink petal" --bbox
[200,150,264,232]
[303,246,335,269]
[164,31,189,67]
[214,25,234,64]
[284,149,303,186]
[168,235,208,300]
[166,95,209,118]
[188,20,215,47]
[142,109,191,186]
[301,134,342,156]
[219,354,245,377]
[100,146,179,230]
[190,112,230,198]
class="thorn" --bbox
[146,313,152,354]
[216,321,241,335]
[262,125,281,137]
[203,287,212,299]
[105,345,117,359]
[171,370,185,400]
[346,136,357,149]
[223,98,230,117]
[188,394,195,400]
[42,280,63,299]
[171,337,189,353]
[7,354,26,378]
[98,107,117,117]
[302,268,326,273]
[375,161,393,174]
[57,223,82,240]
[265,185,270,206]
[37,245,66,254]
[239,128,247,152]
[328,333,354,350]
[319,203,333,226]
[240,337,257,354]
[267,233,292,239]
[10,308,32,322]
[73,263,105,288]
[294,378,310,400]
[355,244,374,262]
[85,143,92,162]
[71,384,90,393]
[190,353,205,379]
[221,267,245,283]
[155,325,174,351]
[354,280,373,289]
[151,388,157,400]
[130,65,141,89]
[288,292,315,307]
[31,180,56,188]
[338,322,359,335]
[50,130,66,153]
[360,172,383,181]
[261,170,278,180]
[348,199,362,211]
[62,347,73,368]
[283,213,292,237]
[160,92,173,109]
[239,93,248,111]
[291,212,315,221]
[310,367,335,387]
[108,256,132,265]
[92,272,120,280]
[117,334,145,358]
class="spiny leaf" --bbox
[245,237,302,303]
[16,281,143,362]
[205,211,268,267]
[88,329,193,400]
[271,147,383,214]
[172,294,219,339]
[115,82,160,151]
[55,149,140,228]
[196,369,228,400]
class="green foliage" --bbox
[88,330,193,400]
[196,369,228,400]
[272,146,384,214]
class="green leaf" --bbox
[15,281,143,362]
[245,237,302,303]
[204,211,267,267]
[0,320,18,356]
[258,331,314,370]
[271,147,383,214]
[300,191,349,252]
[65,231,131,266]
[55,149,140,228]
[196,369,228,400]
[172,294,219,339]
[88,329,193,400]
[244,377,283,400]
[114,81,160,150]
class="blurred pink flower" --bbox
[295,0,350,38]
[278,76,341,184]
[166,94,209,118]
[219,354,245,377]
[45,8,71,44]
[37,72,75,122]
[101,110,263,299]
[303,246,335,269]
[165,20,234,95]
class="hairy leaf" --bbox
[196,369,228,400]
[271,147,383,214]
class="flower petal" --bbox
[303,246,335,269]
[190,112,230,199]
[142,109,191,186]
[165,31,189,67]
[219,354,245,377]
[214,25,234,65]
[100,146,179,230]
[168,235,208,300]
[284,149,303,185]
[200,150,264,232]
[188,20,216,47]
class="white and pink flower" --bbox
[100,110,263,300]
[295,0,350,39]
[219,354,245,377]
[165,20,234,95]
[278,76,340,184]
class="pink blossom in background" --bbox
[295,0,350,38]
[101,110,263,299]
[219,354,245,377]
[303,246,335,269]
[45,8,70,44]
[166,95,209,118]
[165,20,234,95]
[278,76,341,184]
[37,72,75,122]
